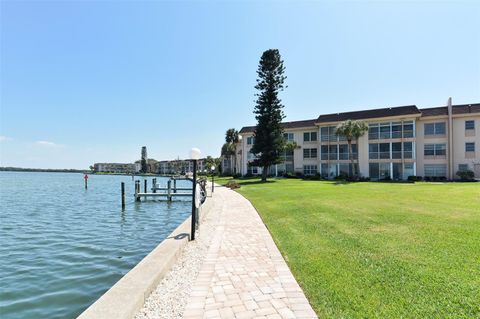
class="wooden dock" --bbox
[133,177,205,202]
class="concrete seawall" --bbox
[77,198,214,319]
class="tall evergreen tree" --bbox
[251,49,287,181]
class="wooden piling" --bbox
[121,182,125,210]
[173,178,177,193]
[167,180,172,201]
[135,181,140,202]
[153,178,157,193]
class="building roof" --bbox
[419,107,448,117]
[316,105,420,123]
[420,103,480,117]
[239,119,317,134]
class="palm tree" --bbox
[223,129,239,175]
[335,120,368,178]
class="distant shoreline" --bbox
[0,168,176,177]
[0,167,89,173]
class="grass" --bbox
[217,177,480,318]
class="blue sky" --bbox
[1,1,479,169]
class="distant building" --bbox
[93,163,137,174]
[157,158,206,175]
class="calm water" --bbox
[0,172,192,319]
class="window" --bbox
[393,163,403,180]
[247,136,255,145]
[303,132,317,142]
[339,144,349,160]
[369,124,379,140]
[424,164,446,177]
[424,122,446,136]
[369,163,379,180]
[465,120,475,130]
[404,142,413,159]
[379,143,390,159]
[391,122,402,138]
[329,145,338,160]
[339,163,352,176]
[458,164,469,172]
[321,145,329,160]
[321,163,338,178]
[320,127,329,142]
[370,162,391,180]
[329,126,337,142]
[424,144,446,156]
[303,165,317,176]
[369,143,379,159]
[281,150,293,162]
[283,133,294,141]
[380,123,391,139]
[403,121,414,138]
[466,142,475,152]
[392,142,402,159]
[303,148,318,159]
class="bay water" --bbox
[0,172,192,319]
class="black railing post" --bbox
[191,160,197,241]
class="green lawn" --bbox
[217,178,480,318]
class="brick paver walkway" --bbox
[182,186,317,319]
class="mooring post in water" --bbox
[135,181,140,202]
[173,178,177,193]
[84,174,88,189]
[144,179,147,193]
[153,178,157,193]
[167,180,172,201]
[121,182,125,210]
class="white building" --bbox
[237,99,480,180]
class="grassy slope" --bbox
[219,178,480,318]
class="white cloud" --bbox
[35,140,64,148]
[0,136,12,142]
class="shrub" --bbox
[295,172,304,178]
[225,180,241,189]
[456,170,475,181]
[283,172,297,178]
[407,176,423,182]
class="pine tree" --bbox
[251,49,287,182]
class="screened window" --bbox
[424,164,446,177]
[247,136,255,145]
[320,127,329,141]
[424,144,446,156]
[391,122,402,138]
[321,145,329,160]
[303,165,317,176]
[303,148,318,159]
[338,144,349,160]
[392,142,402,159]
[329,126,337,142]
[458,164,469,172]
[466,142,475,152]
[465,120,475,130]
[303,131,317,142]
[329,145,338,160]
[369,143,379,159]
[424,122,446,136]
[379,143,390,159]
[283,133,294,141]
[380,123,391,139]
[403,121,414,138]
[403,142,413,159]
[369,124,379,140]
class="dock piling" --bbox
[121,182,125,210]
[167,180,172,201]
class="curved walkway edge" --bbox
[182,186,317,319]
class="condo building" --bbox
[237,99,480,180]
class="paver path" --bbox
[183,186,317,319]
